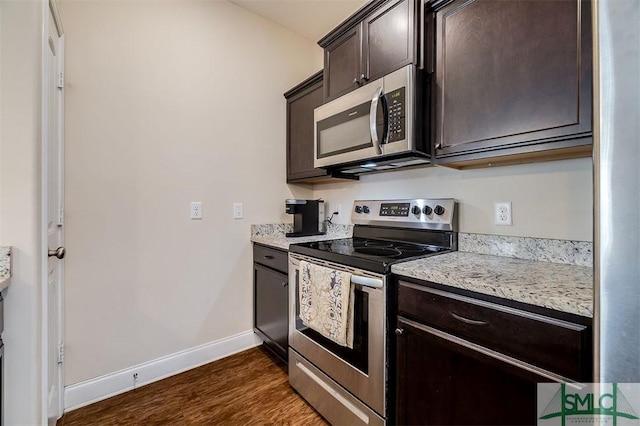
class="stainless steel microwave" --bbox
[314,64,430,174]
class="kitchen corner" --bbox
[0,247,11,291]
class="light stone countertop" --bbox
[391,251,593,317]
[1,246,12,291]
[251,223,353,250]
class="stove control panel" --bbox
[352,198,457,231]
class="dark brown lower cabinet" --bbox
[253,245,289,362]
[396,316,552,425]
[394,279,593,425]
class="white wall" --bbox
[313,158,593,241]
[0,0,45,424]
[58,0,320,385]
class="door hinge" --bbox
[58,208,64,226]
[58,344,64,364]
[57,71,64,88]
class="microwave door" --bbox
[314,80,384,168]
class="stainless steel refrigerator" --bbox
[594,0,640,382]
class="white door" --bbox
[45,1,65,423]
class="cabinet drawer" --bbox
[253,244,288,274]
[398,280,590,380]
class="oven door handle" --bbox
[351,275,383,289]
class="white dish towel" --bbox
[299,260,355,348]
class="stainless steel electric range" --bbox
[288,198,458,425]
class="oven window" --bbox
[295,271,369,374]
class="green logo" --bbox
[539,383,639,426]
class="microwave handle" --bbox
[369,86,384,155]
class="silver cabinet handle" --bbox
[369,86,384,155]
[353,77,361,86]
[351,275,383,289]
[48,246,66,259]
[450,311,489,326]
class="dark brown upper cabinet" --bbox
[285,71,328,183]
[430,0,593,169]
[319,0,418,102]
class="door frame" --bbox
[41,0,65,421]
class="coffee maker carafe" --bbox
[285,199,326,237]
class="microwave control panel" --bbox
[386,87,406,143]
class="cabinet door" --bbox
[363,0,415,82]
[254,264,289,362]
[324,26,362,101]
[395,316,559,425]
[286,74,328,182]
[433,0,592,164]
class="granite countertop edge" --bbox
[250,223,353,250]
[391,251,593,318]
[1,246,12,291]
[251,234,344,250]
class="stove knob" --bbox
[434,205,446,216]
[423,206,433,215]
[362,206,370,214]
[354,205,363,214]
[411,205,422,215]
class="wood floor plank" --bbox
[58,346,328,425]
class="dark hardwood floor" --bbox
[58,346,327,425]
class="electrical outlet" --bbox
[190,202,202,220]
[133,372,138,389]
[233,203,244,219]
[494,202,512,226]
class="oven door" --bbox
[288,253,387,419]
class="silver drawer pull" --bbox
[351,275,383,289]
[263,255,275,260]
[450,311,489,326]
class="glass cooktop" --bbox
[289,237,451,274]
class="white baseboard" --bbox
[64,330,263,412]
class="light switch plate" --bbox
[233,203,244,219]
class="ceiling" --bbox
[229,0,369,42]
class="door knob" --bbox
[48,246,66,259]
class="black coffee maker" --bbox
[285,199,326,237]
